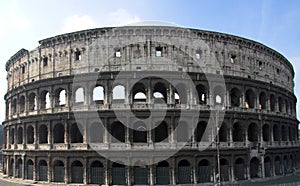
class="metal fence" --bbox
[198,165,211,183]
[156,167,170,184]
[71,166,83,183]
[178,166,192,184]
[133,167,148,185]
[39,165,48,181]
[27,164,33,180]
[53,166,64,182]
[112,167,126,185]
[90,167,104,184]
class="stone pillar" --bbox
[127,164,131,186]
[33,156,37,181]
[149,164,154,185]
[84,157,88,184]
[21,155,25,179]
[104,117,108,143]
[64,157,69,184]
[261,156,265,178]
[171,158,176,185]
[48,156,52,182]
[105,159,109,185]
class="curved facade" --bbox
[2,26,300,185]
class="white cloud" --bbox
[61,9,141,33]
[61,15,98,33]
[0,15,30,35]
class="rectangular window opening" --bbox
[155,47,162,57]
[43,57,48,66]
[115,51,121,58]
[75,51,82,61]
[21,66,25,74]
[230,55,236,64]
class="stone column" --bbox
[149,164,154,185]
[64,157,69,184]
[21,155,25,179]
[33,156,37,181]
[261,156,265,178]
[83,157,88,184]
[171,158,176,185]
[48,156,52,182]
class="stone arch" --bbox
[264,156,271,177]
[71,160,83,183]
[74,87,84,103]
[214,85,224,105]
[92,85,104,103]
[16,158,22,178]
[27,125,34,144]
[28,92,36,111]
[53,160,64,182]
[54,88,66,106]
[174,83,187,104]
[197,159,211,183]
[274,156,282,175]
[278,96,284,112]
[281,125,287,141]
[248,123,259,142]
[154,121,168,142]
[89,122,104,143]
[195,121,207,142]
[10,127,15,144]
[176,121,190,142]
[40,90,51,109]
[196,84,207,105]
[234,158,245,181]
[90,160,104,184]
[17,127,23,144]
[110,121,125,143]
[153,82,167,104]
[38,160,48,181]
[262,124,270,142]
[259,92,267,109]
[133,161,149,185]
[273,124,280,141]
[230,87,242,107]
[250,157,260,178]
[177,159,192,184]
[233,122,243,142]
[12,98,17,115]
[26,159,34,180]
[112,84,125,101]
[132,82,147,102]
[285,99,289,113]
[270,94,276,111]
[70,123,83,143]
[9,158,14,176]
[133,121,147,143]
[39,125,48,144]
[245,89,255,108]
[220,158,229,181]
[156,161,170,185]
[53,123,64,143]
[219,122,227,142]
[19,95,25,113]
[283,155,288,174]
[111,162,126,185]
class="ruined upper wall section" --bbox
[5,26,295,92]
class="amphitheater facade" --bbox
[2,25,300,185]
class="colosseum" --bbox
[2,25,300,185]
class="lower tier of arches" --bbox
[2,149,300,185]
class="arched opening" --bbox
[75,87,84,103]
[27,160,34,180]
[197,159,211,183]
[12,98,17,115]
[233,123,243,142]
[112,162,126,185]
[285,99,289,113]
[9,159,14,176]
[17,127,23,144]
[38,160,48,181]
[234,158,245,180]
[133,162,149,185]
[248,123,258,142]
[250,157,260,178]
[177,160,192,184]
[70,123,83,143]
[89,122,104,143]
[20,96,25,113]
[176,121,190,142]
[39,125,48,144]
[219,123,227,142]
[53,124,64,143]
[174,83,187,104]
[156,161,170,185]
[245,89,255,108]
[110,122,125,143]
[289,126,293,141]
[53,160,64,182]
[220,159,229,181]
[278,97,284,112]
[264,157,271,177]
[214,86,224,105]
[230,88,241,107]
[90,161,104,184]
[10,128,15,144]
[270,94,276,111]
[259,92,267,109]
[262,124,270,142]
[40,91,51,109]
[92,85,104,103]
[133,122,147,143]
[154,121,168,142]
[275,156,282,175]
[132,83,147,102]
[153,82,167,103]
[17,158,22,178]
[112,85,125,102]
[281,125,287,141]
[28,93,36,111]
[71,161,83,183]
[27,126,34,144]
[196,84,207,105]
[273,124,280,141]
[283,156,288,174]
[55,88,66,106]
[195,121,207,142]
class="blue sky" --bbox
[0,0,300,122]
